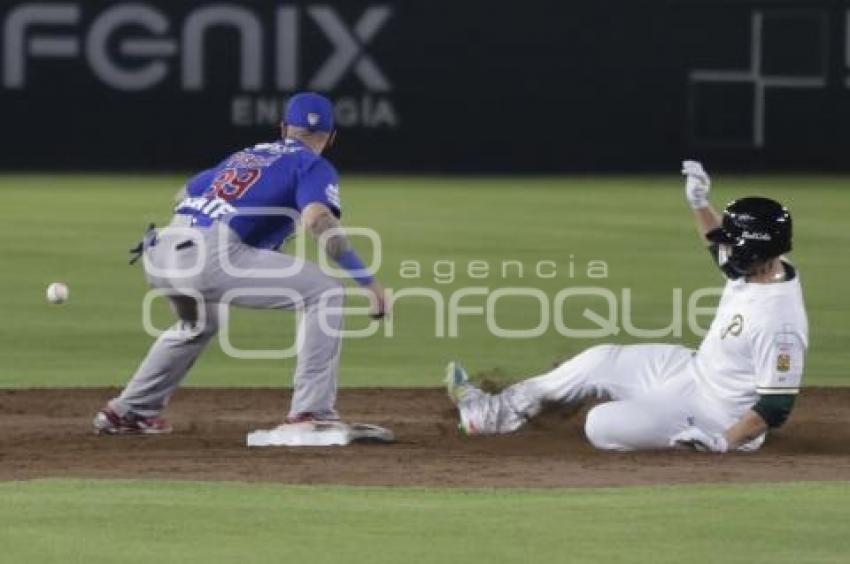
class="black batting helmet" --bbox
[708,196,792,278]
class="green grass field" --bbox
[2,480,849,564]
[2,174,848,563]
[1,174,849,387]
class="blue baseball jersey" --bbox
[174,138,341,249]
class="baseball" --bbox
[46,282,69,305]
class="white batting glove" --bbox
[670,427,728,453]
[681,160,711,210]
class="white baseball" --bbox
[46,282,69,304]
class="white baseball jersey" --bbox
[693,263,808,414]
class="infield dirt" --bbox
[1,388,848,487]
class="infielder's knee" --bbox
[312,275,345,306]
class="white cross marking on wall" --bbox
[689,11,826,148]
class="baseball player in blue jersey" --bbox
[94,92,388,435]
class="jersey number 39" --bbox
[210,168,261,201]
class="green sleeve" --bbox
[752,394,796,428]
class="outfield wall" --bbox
[1,0,849,172]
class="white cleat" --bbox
[445,360,473,405]
[444,361,488,435]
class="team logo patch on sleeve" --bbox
[761,326,804,390]
[776,353,791,372]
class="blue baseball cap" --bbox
[283,92,335,132]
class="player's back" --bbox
[176,138,339,250]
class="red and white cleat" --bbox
[284,412,341,424]
[93,407,172,435]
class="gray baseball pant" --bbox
[108,220,344,420]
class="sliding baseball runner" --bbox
[447,161,808,452]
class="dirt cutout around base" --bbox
[1,388,849,487]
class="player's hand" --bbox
[366,281,390,320]
[670,427,728,453]
[681,160,711,210]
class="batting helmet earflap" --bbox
[707,196,792,278]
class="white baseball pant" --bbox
[483,344,762,451]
